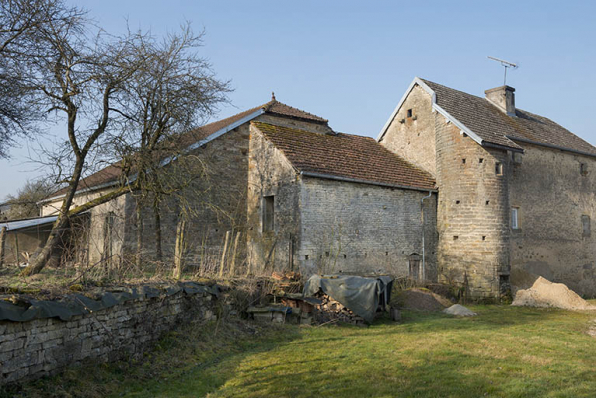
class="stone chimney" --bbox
[485,85,516,116]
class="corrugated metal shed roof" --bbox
[0,216,57,231]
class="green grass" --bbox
[7,306,596,397]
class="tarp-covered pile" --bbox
[303,274,394,323]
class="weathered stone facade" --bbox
[297,177,437,278]
[380,78,596,298]
[434,117,511,298]
[509,143,596,296]
[380,85,437,176]
[247,123,437,278]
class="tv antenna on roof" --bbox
[487,56,518,86]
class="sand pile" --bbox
[443,304,477,317]
[393,288,452,311]
[512,276,596,310]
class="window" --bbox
[582,215,591,237]
[496,162,503,175]
[581,163,589,176]
[407,109,413,118]
[511,207,519,230]
[262,196,275,232]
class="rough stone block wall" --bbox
[298,177,438,279]
[247,124,301,274]
[0,291,217,386]
[379,84,437,176]
[124,124,252,271]
[509,143,596,296]
[435,115,511,298]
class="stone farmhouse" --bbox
[28,78,596,299]
[379,78,596,298]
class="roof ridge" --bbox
[260,99,328,123]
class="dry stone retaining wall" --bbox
[0,284,218,386]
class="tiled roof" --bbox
[252,122,436,191]
[47,100,329,199]
[421,79,596,155]
[263,99,328,124]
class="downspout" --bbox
[421,191,432,281]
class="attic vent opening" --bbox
[407,109,413,118]
[462,159,466,164]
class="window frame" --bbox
[582,215,591,237]
[511,207,519,230]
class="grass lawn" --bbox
[9,305,596,398]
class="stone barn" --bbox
[39,97,436,279]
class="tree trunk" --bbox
[229,231,241,277]
[173,215,186,279]
[218,231,231,278]
[135,199,143,269]
[153,198,162,263]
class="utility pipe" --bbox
[421,191,433,281]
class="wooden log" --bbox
[229,231,241,276]
[0,226,6,267]
[218,231,231,278]
[14,231,19,266]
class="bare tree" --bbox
[3,179,57,219]
[19,15,146,275]
[108,24,230,267]
[19,21,230,276]
[0,0,85,158]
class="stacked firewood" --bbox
[312,292,366,325]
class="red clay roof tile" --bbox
[252,122,436,191]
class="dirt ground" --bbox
[392,288,453,311]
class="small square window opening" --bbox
[496,163,503,175]
[407,109,413,118]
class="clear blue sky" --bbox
[2,0,595,199]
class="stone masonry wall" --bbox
[509,143,596,296]
[297,177,438,279]
[435,115,511,298]
[379,85,437,176]
[0,289,217,386]
[247,123,301,274]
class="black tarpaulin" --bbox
[303,274,394,323]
